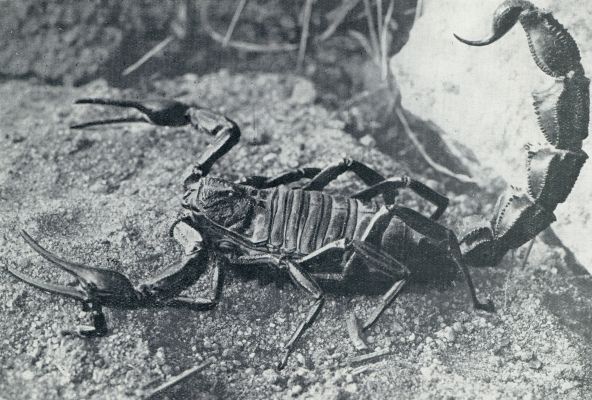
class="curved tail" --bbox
[455,0,589,266]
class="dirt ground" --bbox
[0,71,591,399]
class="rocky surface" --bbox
[1,72,591,399]
[0,2,184,84]
[391,0,592,271]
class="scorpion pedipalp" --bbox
[12,230,141,307]
[71,98,193,129]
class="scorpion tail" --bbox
[457,2,589,266]
[453,0,532,46]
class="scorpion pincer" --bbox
[6,0,588,370]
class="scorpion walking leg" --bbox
[164,254,225,310]
[301,158,385,191]
[278,260,325,370]
[299,158,448,219]
[237,167,321,188]
[446,230,494,312]
[353,177,449,220]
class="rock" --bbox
[359,135,376,147]
[290,79,317,105]
[290,384,303,396]
[263,369,279,384]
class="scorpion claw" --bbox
[6,263,85,301]
[72,98,192,129]
[17,230,141,307]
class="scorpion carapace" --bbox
[455,0,589,267]
[6,0,588,371]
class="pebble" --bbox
[295,353,305,365]
[442,327,455,343]
[452,322,463,333]
[528,360,543,370]
[392,322,404,333]
[262,153,277,163]
[359,135,376,147]
[262,368,279,384]
[290,384,303,396]
[408,333,416,343]
[519,350,534,362]
[21,370,35,381]
[345,383,358,393]
[289,80,317,104]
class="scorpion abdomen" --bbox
[265,187,377,254]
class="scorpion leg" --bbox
[447,230,495,312]
[232,253,326,370]
[163,255,225,311]
[278,259,325,370]
[301,158,385,191]
[237,167,321,188]
[299,158,448,218]
[352,177,449,220]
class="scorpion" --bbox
[7,0,589,370]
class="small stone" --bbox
[539,342,552,354]
[262,368,279,384]
[442,327,455,343]
[21,370,35,381]
[245,368,255,376]
[408,333,416,343]
[290,384,303,396]
[359,135,376,147]
[262,153,277,163]
[528,360,543,370]
[392,322,404,333]
[295,353,305,365]
[345,383,358,393]
[519,351,534,362]
[290,80,317,104]
[491,356,503,368]
[452,322,463,333]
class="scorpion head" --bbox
[183,177,257,228]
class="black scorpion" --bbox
[7,0,589,370]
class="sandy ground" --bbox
[0,72,591,399]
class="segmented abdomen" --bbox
[254,187,380,254]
